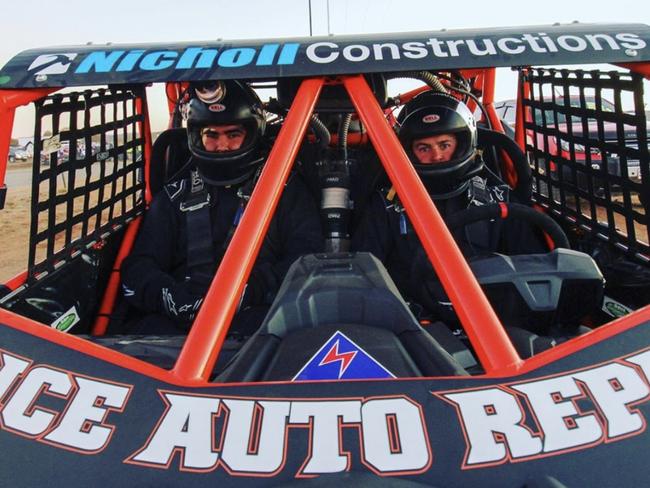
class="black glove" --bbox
[159,283,204,326]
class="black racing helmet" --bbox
[397,92,481,199]
[186,80,266,185]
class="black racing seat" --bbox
[149,127,192,196]
[477,127,533,203]
[105,128,192,334]
[216,252,468,382]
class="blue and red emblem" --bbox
[293,331,395,381]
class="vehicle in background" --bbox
[7,145,28,162]
[495,97,647,186]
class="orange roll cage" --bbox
[172,75,522,382]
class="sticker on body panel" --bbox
[293,330,396,381]
[50,305,81,333]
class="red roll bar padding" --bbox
[3,270,28,291]
[343,74,522,374]
[0,88,58,188]
[481,68,518,188]
[617,62,650,80]
[91,217,143,335]
[515,70,527,152]
[172,78,325,382]
[498,201,509,219]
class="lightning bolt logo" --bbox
[293,331,394,382]
[319,340,357,379]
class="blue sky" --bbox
[2,0,649,136]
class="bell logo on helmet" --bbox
[422,114,440,123]
[208,103,226,112]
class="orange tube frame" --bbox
[172,75,522,381]
[0,88,58,188]
[3,66,649,384]
[172,78,325,382]
[91,217,143,335]
[344,75,521,375]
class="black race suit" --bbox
[121,173,322,334]
[351,176,547,320]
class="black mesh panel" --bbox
[28,87,146,280]
[522,68,650,263]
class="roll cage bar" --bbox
[172,74,520,382]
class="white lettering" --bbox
[361,398,431,473]
[372,43,401,60]
[44,377,130,452]
[496,38,526,55]
[426,38,449,57]
[626,350,650,379]
[290,400,361,474]
[616,33,647,50]
[0,351,30,400]
[220,399,290,474]
[557,35,589,52]
[305,42,339,64]
[521,34,548,53]
[443,388,542,465]
[575,363,649,438]
[1,366,71,436]
[585,34,620,51]
[513,376,602,453]
[402,41,429,59]
[130,393,220,470]
[446,39,465,57]
[539,33,559,52]
[342,44,370,62]
[466,39,497,56]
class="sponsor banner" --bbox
[2,321,650,485]
[1,24,649,88]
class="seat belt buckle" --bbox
[179,193,211,212]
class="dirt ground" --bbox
[0,160,132,283]
[0,177,31,283]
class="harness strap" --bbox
[380,176,512,249]
[216,171,257,256]
[182,170,214,289]
[175,167,263,295]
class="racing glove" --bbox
[160,283,204,327]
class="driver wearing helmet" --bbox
[120,80,322,335]
[352,91,545,321]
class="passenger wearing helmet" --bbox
[352,91,545,320]
[397,91,484,199]
[120,80,322,335]
[184,80,267,185]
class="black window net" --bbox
[28,87,146,280]
[522,68,650,263]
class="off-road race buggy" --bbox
[0,23,650,487]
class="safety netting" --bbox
[28,87,146,279]
[523,67,650,262]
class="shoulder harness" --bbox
[164,169,258,288]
